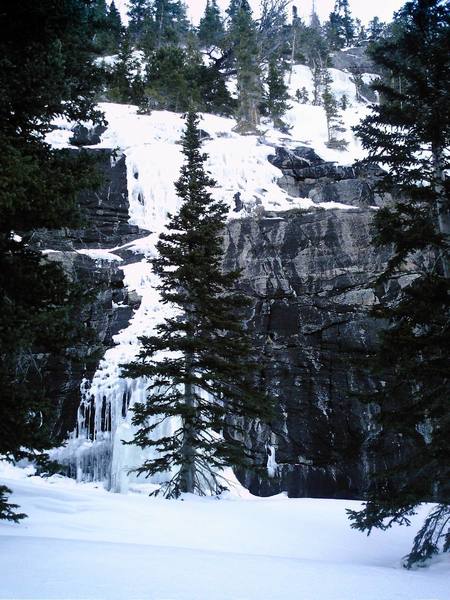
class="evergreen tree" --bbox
[0,0,103,519]
[128,0,151,43]
[142,46,195,111]
[92,0,123,54]
[107,1,123,51]
[264,59,290,129]
[367,16,386,41]
[231,3,262,132]
[347,0,450,568]
[198,0,224,48]
[349,66,364,102]
[150,0,190,50]
[310,3,321,30]
[258,0,290,64]
[293,21,329,105]
[354,18,367,45]
[326,0,355,49]
[340,0,355,46]
[295,86,309,104]
[322,70,347,149]
[226,0,251,29]
[108,30,144,104]
[122,113,272,498]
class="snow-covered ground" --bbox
[1,463,448,600]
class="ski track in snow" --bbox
[51,64,374,491]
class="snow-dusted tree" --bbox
[123,113,272,498]
[347,0,450,568]
[295,86,309,104]
[264,58,290,129]
[322,70,347,149]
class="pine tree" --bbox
[295,86,309,104]
[108,30,144,104]
[340,92,349,110]
[294,21,329,105]
[198,0,224,48]
[265,59,290,129]
[0,486,26,522]
[367,16,386,41]
[128,0,151,43]
[107,1,123,51]
[322,70,347,149]
[231,3,262,132]
[226,0,251,29]
[0,0,103,520]
[92,0,123,54]
[258,0,290,65]
[326,0,355,49]
[122,113,272,498]
[346,0,450,568]
[142,45,199,111]
[310,3,321,30]
[354,18,367,46]
[340,0,355,46]
[153,0,190,49]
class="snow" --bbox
[76,248,123,262]
[285,64,371,165]
[1,463,448,600]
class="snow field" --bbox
[0,464,448,600]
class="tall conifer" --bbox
[0,0,103,520]
[198,0,224,47]
[347,0,450,568]
[123,113,272,498]
[230,3,262,132]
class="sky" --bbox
[112,1,407,27]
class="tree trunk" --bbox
[289,26,297,84]
[433,143,450,279]
[179,352,195,494]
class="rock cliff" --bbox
[224,208,390,498]
[35,138,398,499]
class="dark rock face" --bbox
[331,47,380,75]
[29,148,143,441]
[30,149,146,251]
[70,124,107,147]
[34,143,398,499]
[269,146,388,208]
[42,251,134,440]
[223,209,392,498]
